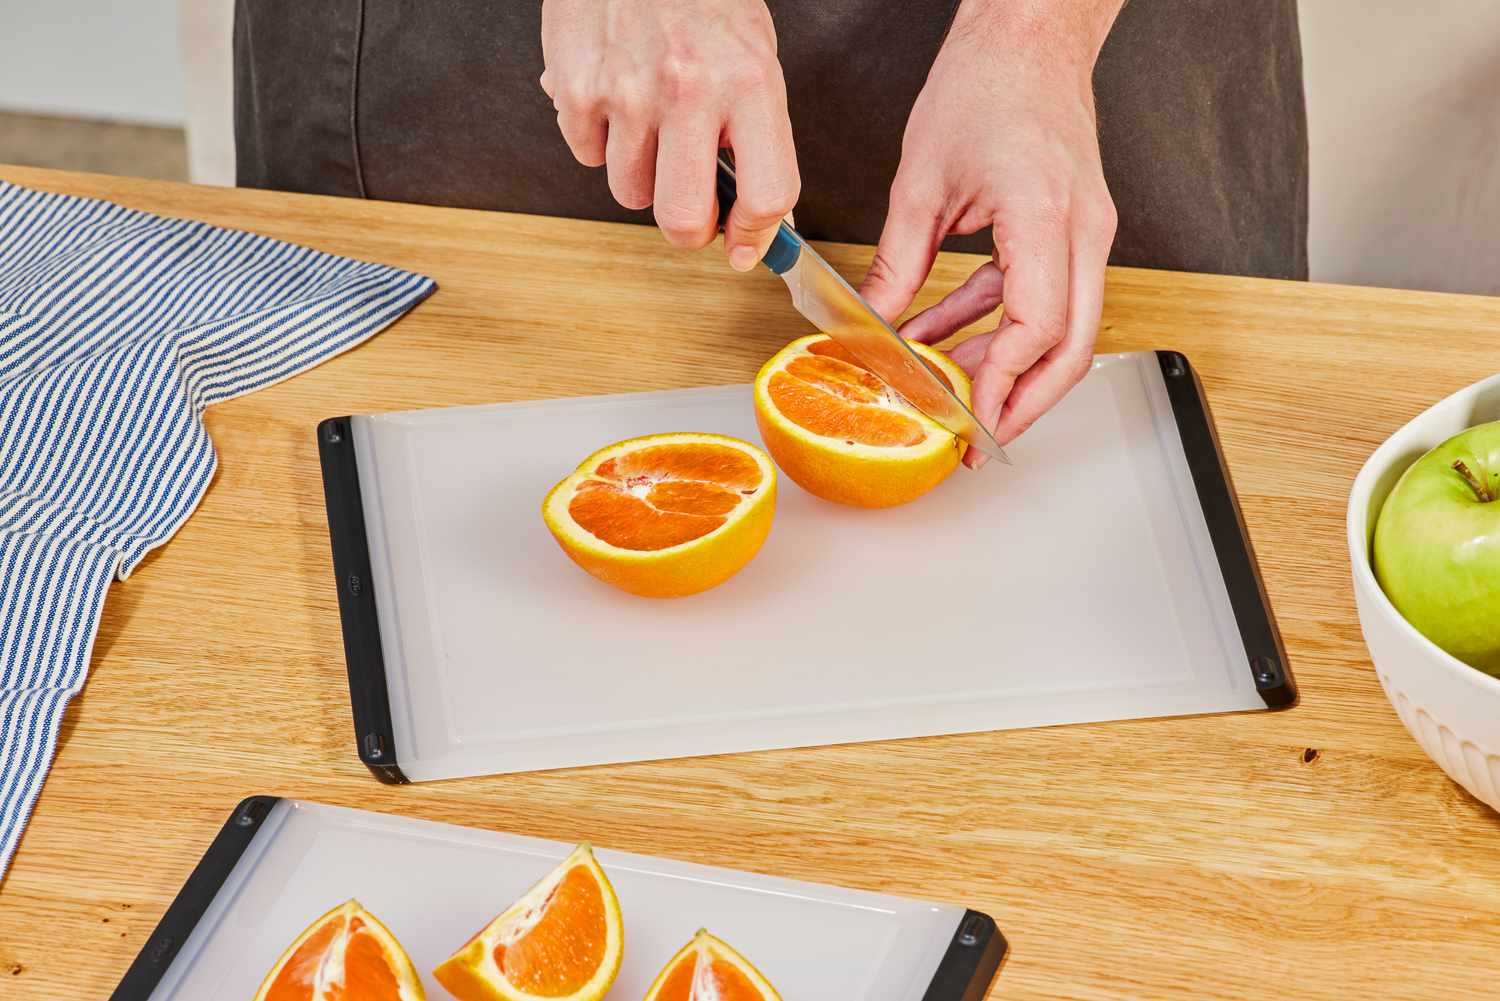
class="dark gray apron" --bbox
[234,0,1307,279]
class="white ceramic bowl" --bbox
[1348,373,1500,810]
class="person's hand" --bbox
[859,1,1122,466]
[540,0,799,270]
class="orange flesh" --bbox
[340,918,403,1000]
[569,444,763,551]
[655,952,765,1001]
[787,354,885,403]
[493,865,607,996]
[768,354,927,446]
[265,918,342,1001]
[264,914,403,1001]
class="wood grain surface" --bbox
[2,165,1499,1001]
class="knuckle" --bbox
[657,55,705,104]
[730,57,776,93]
[654,200,711,237]
[570,143,605,168]
[1064,351,1093,385]
[1016,319,1062,356]
[607,166,652,209]
[1030,191,1071,228]
[558,119,604,166]
[554,76,597,113]
[612,187,652,211]
[610,83,652,122]
[744,177,799,220]
[864,249,909,293]
[1083,193,1118,243]
[1041,317,1069,346]
[1099,196,1119,234]
[999,174,1071,228]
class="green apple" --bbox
[1374,420,1500,676]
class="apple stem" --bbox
[1452,459,1493,502]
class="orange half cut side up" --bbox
[543,433,777,597]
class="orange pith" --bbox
[804,338,955,392]
[432,844,624,1001]
[642,932,781,1001]
[491,865,606,996]
[264,920,341,1001]
[256,902,421,1001]
[343,918,405,999]
[654,954,763,1001]
[567,443,762,551]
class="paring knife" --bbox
[715,157,1010,464]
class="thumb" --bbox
[858,186,946,323]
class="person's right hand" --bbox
[540,0,799,270]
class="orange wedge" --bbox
[543,433,776,597]
[753,334,971,507]
[253,899,425,1001]
[433,844,623,1001]
[642,930,782,1001]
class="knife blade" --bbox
[715,157,1010,464]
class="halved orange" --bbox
[753,334,971,507]
[642,930,782,1001]
[542,433,776,597]
[433,843,623,1001]
[253,900,425,1001]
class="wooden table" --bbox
[2,165,1498,1001]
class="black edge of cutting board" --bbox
[110,796,281,1000]
[113,797,1005,999]
[1157,350,1296,709]
[923,909,1007,1000]
[318,415,408,784]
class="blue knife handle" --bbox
[715,156,802,276]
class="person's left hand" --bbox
[858,0,1122,467]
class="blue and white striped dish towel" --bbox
[0,180,435,879]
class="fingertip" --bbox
[729,244,759,272]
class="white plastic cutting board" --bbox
[352,352,1264,782]
[148,800,969,1000]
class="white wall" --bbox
[0,0,185,126]
[180,0,236,184]
[1300,2,1500,295]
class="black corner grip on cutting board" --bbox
[318,416,409,784]
[922,909,1007,1001]
[1156,351,1296,709]
[110,796,279,1001]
